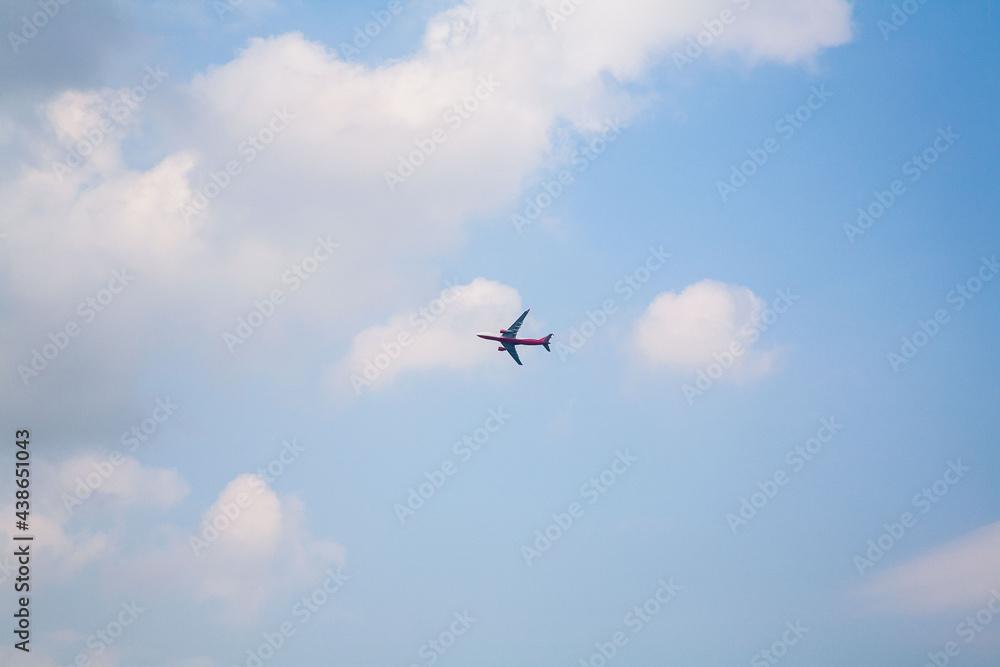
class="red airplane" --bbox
[477,309,553,365]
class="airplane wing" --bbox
[502,342,523,366]
[503,309,529,338]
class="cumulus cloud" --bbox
[718,0,854,65]
[122,473,345,625]
[0,1,857,659]
[52,453,189,510]
[25,509,109,578]
[198,474,283,552]
[0,454,188,579]
[632,279,782,375]
[334,277,523,393]
[855,521,1000,615]
[540,0,852,78]
[0,0,852,431]
[3,461,341,625]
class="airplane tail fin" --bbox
[542,334,553,352]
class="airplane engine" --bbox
[500,329,507,334]
[498,347,505,352]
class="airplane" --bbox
[477,309,553,366]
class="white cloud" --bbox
[122,473,345,625]
[0,0,852,428]
[0,0,857,658]
[0,454,187,578]
[46,89,109,142]
[334,277,523,392]
[856,521,1000,615]
[202,474,284,550]
[52,453,189,509]
[719,0,854,65]
[541,0,852,78]
[632,279,776,374]
[4,460,341,625]
[0,500,107,579]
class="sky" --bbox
[0,0,998,665]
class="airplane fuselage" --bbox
[476,333,549,346]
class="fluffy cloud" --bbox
[0,1,857,659]
[52,453,189,510]
[0,454,188,579]
[0,0,852,431]
[718,0,854,65]
[632,279,779,375]
[856,521,1000,615]
[2,461,342,626]
[540,0,852,78]
[122,473,345,625]
[334,277,523,393]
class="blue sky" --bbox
[1,1,998,666]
